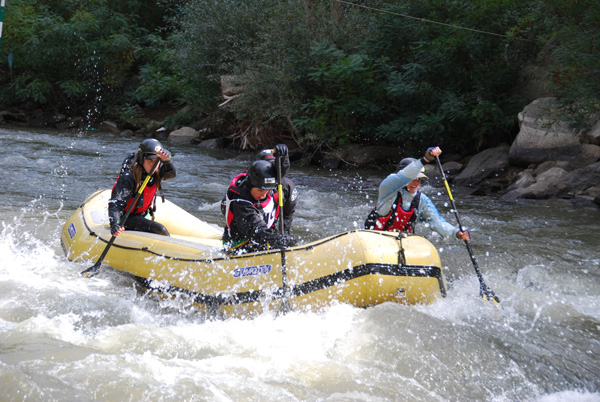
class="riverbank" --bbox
[2,97,599,207]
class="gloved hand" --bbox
[278,233,296,248]
[456,230,470,241]
[157,148,171,161]
[111,224,123,237]
[424,146,441,162]
[220,197,227,215]
[284,234,296,247]
[274,144,288,158]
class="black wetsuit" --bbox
[108,153,176,235]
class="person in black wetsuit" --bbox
[222,153,296,255]
[108,138,176,237]
[221,144,298,235]
[256,145,298,234]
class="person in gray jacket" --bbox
[365,146,470,241]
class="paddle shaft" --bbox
[81,158,161,278]
[434,155,501,306]
[275,154,292,315]
[277,158,285,234]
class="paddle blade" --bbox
[81,261,102,278]
[481,286,502,310]
[80,228,117,278]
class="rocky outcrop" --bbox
[500,98,600,205]
[0,104,165,135]
[508,97,600,169]
[508,98,581,166]
[455,97,600,205]
[581,120,600,146]
[454,144,511,188]
[501,167,569,201]
[501,162,600,203]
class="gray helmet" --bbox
[137,138,162,163]
[398,157,428,180]
[248,160,277,190]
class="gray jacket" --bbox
[375,158,459,239]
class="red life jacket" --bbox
[371,191,421,232]
[112,172,158,215]
[224,172,280,232]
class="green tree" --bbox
[294,41,386,148]
[168,0,376,147]
[0,0,180,122]
[1,0,596,154]
[532,0,600,129]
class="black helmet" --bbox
[137,138,162,163]
[248,160,277,190]
[398,157,428,180]
[397,157,416,170]
[258,149,275,161]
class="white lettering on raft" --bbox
[232,264,273,278]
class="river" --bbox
[1,127,599,401]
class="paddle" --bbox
[275,152,293,315]
[434,155,501,309]
[81,157,161,278]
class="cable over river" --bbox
[1,127,599,401]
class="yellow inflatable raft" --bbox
[61,190,447,317]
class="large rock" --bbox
[575,144,600,169]
[501,167,569,201]
[168,126,199,144]
[56,117,83,130]
[501,162,600,202]
[0,109,28,123]
[581,120,600,146]
[198,137,226,149]
[341,145,403,166]
[509,97,588,167]
[316,144,404,169]
[505,169,536,192]
[122,116,157,132]
[454,144,510,186]
[558,162,600,198]
[97,120,120,134]
[441,161,464,176]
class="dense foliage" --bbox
[0,0,598,154]
[0,0,184,121]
